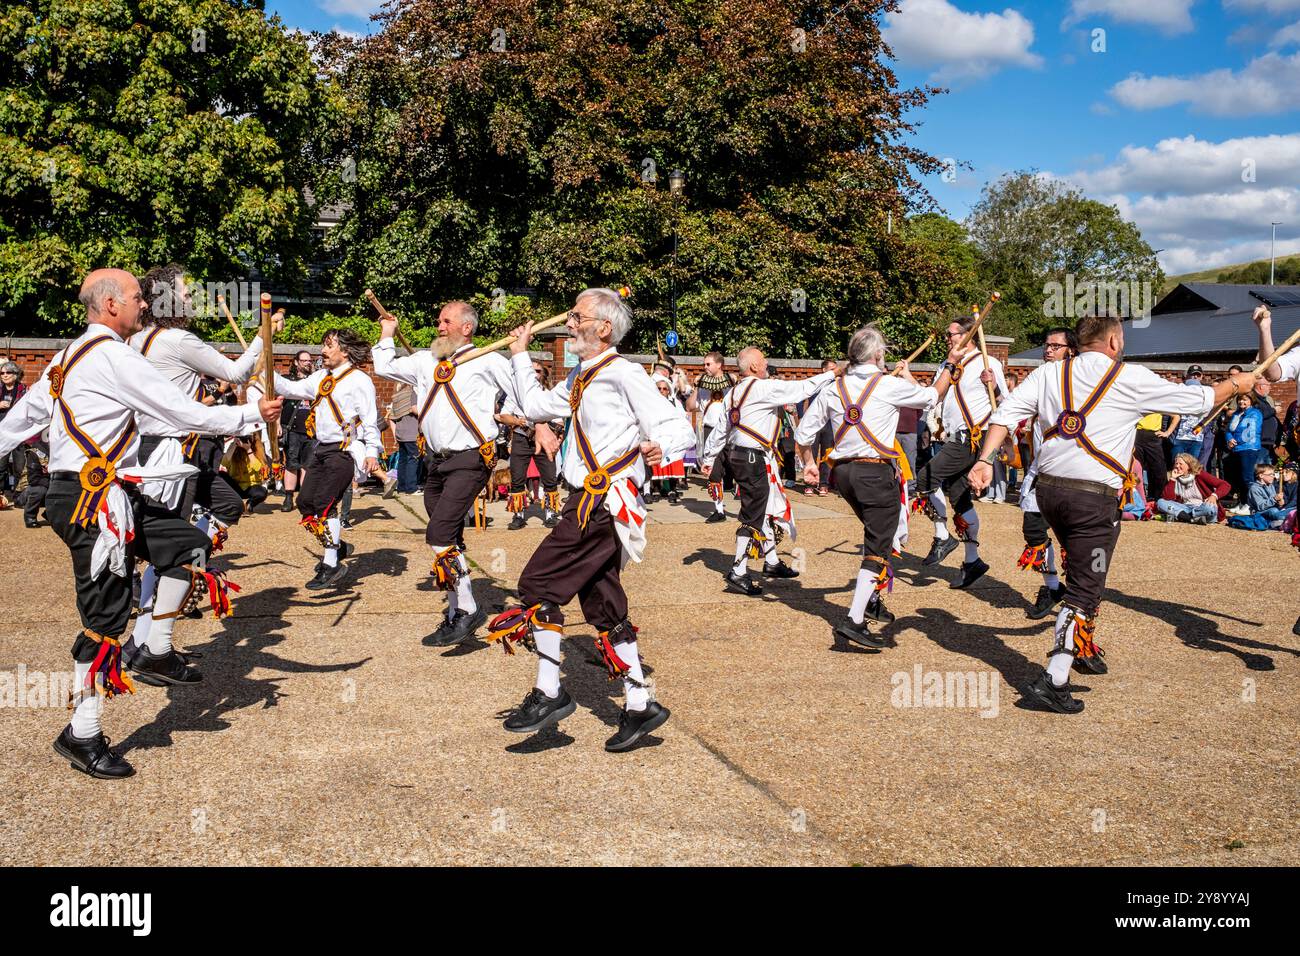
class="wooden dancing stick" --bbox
[976,321,998,411]
[454,309,572,365]
[259,293,280,465]
[1191,323,1300,433]
[217,295,249,349]
[954,291,1001,354]
[364,289,417,355]
[892,332,937,376]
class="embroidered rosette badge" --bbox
[568,379,585,413]
[79,456,115,493]
[583,471,610,495]
[433,361,456,385]
[318,375,336,396]
[1056,410,1086,439]
[950,365,963,382]
[48,366,66,398]
[728,407,742,426]
[844,404,863,425]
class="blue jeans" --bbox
[397,440,420,493]
[1255,506,1288,525]
[1170,438,1203,462]
[1157,499,1217,521]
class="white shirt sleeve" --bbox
[274,369,324,401]
[1274,345,1300,383]
[1129,364,1215,417]
[355,381,383,459]
[701,389,733,461]
[117,348,262,435]
[766,370,835,406]
[990,363,1046,429]
[511,353,573,422]
[0,378,53,457]
[177,330,264,384]
[793,388,831,446]
[373,338,421,385]
[620,361,695,460]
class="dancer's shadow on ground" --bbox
[344,546,408,587]
[116,586,371,755]
[1105,587,1293,671]
[893,550,1032,614]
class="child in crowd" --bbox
[1248,462,1291,528]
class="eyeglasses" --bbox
[567,311,602,326]
[1044,342,1068,352]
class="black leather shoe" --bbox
[864,594,895,625]
[922,536,958,566]
[705,511,727,523]
[423,613,456,646]
[313,541,353,573]
[762,560,799,579]
[1027,584,1067,619]
[281,495,295,512]
[129,647,202,686]
[25,517,39,528]
[724,570,763,596]
[305,564,348,591]
[833,619,888,649]
[1024,672,1084,714]
[433,607,486,646]
[605,702,671,752]
[950,558,989,590]
[503,687,576,733]
[542,512,561,528]
[508,514,528,530]
[53,726,135,779]
[1072,642,1108,675]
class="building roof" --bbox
[1011,283,1300,362]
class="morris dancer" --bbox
[274,330,384,591]
[970,314,1255,713]
[0,269,280,778]
[487,288,694,751]
[499,361,563,530]
[912,314,1008,589]
[701,348,834,596]
[1019,327,1077,620]
[696,352,733,523]
[374,302,520,643]
[124,264,272,670]
[795,325,958,648]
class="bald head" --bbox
[738,347,768,379]
[79,269,145,337]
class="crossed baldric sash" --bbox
[1041,354,1134,497]
[48,335,138,528]
[950,351,992,451]
[414,345,496,466]
[568,353,642,530]
[305,366,361,449]
[822,372,913,481]
[725,378,783,458]
[139,327,203,459]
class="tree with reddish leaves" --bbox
[314,0,956,357]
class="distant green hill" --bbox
[1164,253,1300,295]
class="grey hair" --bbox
[737,347,763,375]
[78,275,127,315]
[576,288,632,345]
[848,325,888,366]
[1,361,20,380]
[443,300,479,336]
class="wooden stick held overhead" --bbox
[955,292,1001,353]
[217,295,249,350]
[364,289,416,355]
[455,310,572,365]
[259,293,280,465]
[892,332,937,376]
[976,320,998,411]
[1192,322,1300,433]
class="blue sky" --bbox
[266,0,1300,276]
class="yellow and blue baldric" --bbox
[1042,355,1135,499]
[49,335,137,528]
[568,354,638,530]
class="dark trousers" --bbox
[298,446,354,521]
[23,449,48,522]
[1036,482,1121,617]
[46,477,210,641]
[509,434,558,494]
[397,440,420,492]
[1133,430,1166,493]
[914,436,976,514]
[423,447,489,546]
[285,430,316,473]
[139,434,246,526]
[728,446,770,533]
[1022,509,1050,548]
[831,460,898,565]
[517,489,628,631]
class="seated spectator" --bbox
[1157,452,1228,524]
[1247,462,1290,528]
[1281,461,1298,513]
[1121,455,1149,521]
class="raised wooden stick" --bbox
[1192,323,1300,433]
[892,332,937,376]
[976,321,998,411]
[455,310,571,365]
[955,292,1000,353]
[364,289,416,355]
[259,293,280,465]
[217,295,249,349]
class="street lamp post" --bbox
[1271,222,1282,285]
[668,169,685,351]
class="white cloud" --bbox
[1271,20,1300,46]
[1110,51,1300,114]
[1224,1,1300,13]
[882,0,1042,82]
[1066,134,1300,194]
[1062,0,1196,35]
[1156,238,1300,276]
[319,0,384,19]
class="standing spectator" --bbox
[391,383,421,493]
[1247,462,1290,527]
[279,349,317,511]
[1225,393,1263,508]
[1251,379,1280,468]
[20,435,49,527]
[1157,452,1228,524]
[1133,410,1170,493]
[1208,365,1243,478]
[1168,366,1207,462]
[0,361,27,502]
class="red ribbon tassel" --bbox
[594,631,631,679]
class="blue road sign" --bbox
[665,331,679,349]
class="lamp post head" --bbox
[669,169,686,196]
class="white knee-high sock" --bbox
[129,565,158,650]
[761,518,778,566]
[714,497,724,514]
[1043,542,1060,590]
[535,627,562,698]
[848,568,874,624]
[70,661,102,739]
[732,536,750,574]
[616,640,649,711]
[324,517,342,567]
[961,508,980,562]
[145,575,192,656]
[455,571,476,614]
[1047,606,1076,687]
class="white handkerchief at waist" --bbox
[139,438,199,510]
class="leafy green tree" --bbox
[0,0,332,334]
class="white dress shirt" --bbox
[990,351,1215,489]
[128,326,264,437]
[794,363,937,458]
[274,362,382,460]
[700,395,727,432]
[373,338,515,454]
[1276,345,1300,382]
[511,348,695,491]
[941,350,1008,437]
[0,327,263,473]
[701,370,834,461]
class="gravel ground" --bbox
[1,482,1296,866]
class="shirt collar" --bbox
[86,323,123,343]
[849,363,881,375]
[332,362,352,377]
[579,347,618,373]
